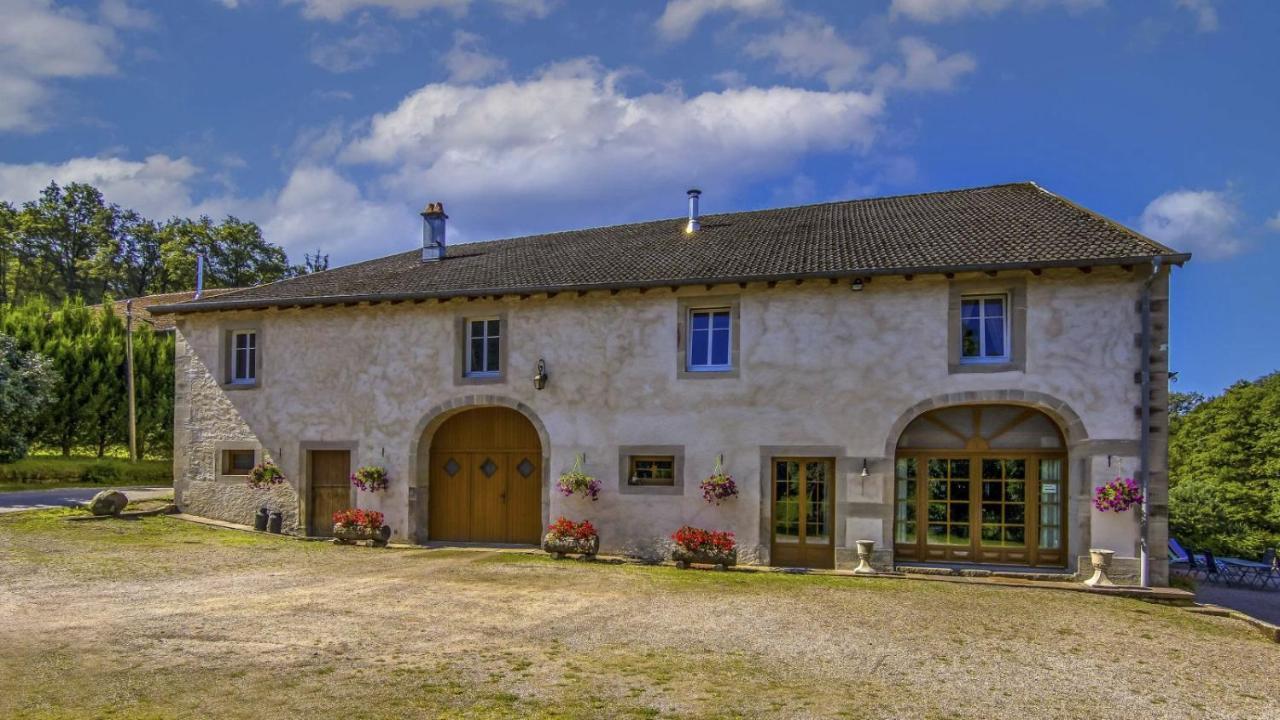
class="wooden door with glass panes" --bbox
[770,458,835,569]
[894,453,1067,567]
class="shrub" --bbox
[670,526,735,555]
[350,465,389,493]
[80,461,122,484]
[332,508,385,530]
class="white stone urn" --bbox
[1083,548,1115,587]
[853,539,878,575]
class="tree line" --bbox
[1169,374,1280,559]
[0,181,329,306]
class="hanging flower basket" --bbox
[1093,477,1143,512]
[542,517,599,559]
[351,465,389,493]
[670,526,737,570]
[332,508,391,547]
[556,454,600,501]
[246,461,286,490]
[699,455,738,505]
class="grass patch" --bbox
[0,455,171,491]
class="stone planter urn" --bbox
[672,547,738,571]
[542,534,599,560]
[853,539,878,575]
[333,524,392,547]
[1083,548,1116,587]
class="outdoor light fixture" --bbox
[860,459,870,477]
[850,278,864,292]
[533,358,549,390]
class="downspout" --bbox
[1138,255,1162,587]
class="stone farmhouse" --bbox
[152,182,1188,584]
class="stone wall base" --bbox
[179,480,299,534]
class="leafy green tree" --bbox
[1169,373,1280,558]
[95,211,166,299]
[158,216,289,291]
[0,201,16,305]
[17,182,118,303]
[0,333,55,462]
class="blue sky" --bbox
[0,0,1276,396]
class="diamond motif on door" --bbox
[443,458,461,477]
[480,458,498,478]
[516,458,535,478]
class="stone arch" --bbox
[406,395,551,544]
[881,389,1088,459]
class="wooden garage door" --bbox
[428,407,542,544]
[309,450,351,537]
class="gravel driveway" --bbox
[1,510,1277,719]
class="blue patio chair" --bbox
[1168,538,1202,580]
[1202,550,1249,586]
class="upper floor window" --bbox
[231,330,257,384]
[466,318,501,376]
[960,294,1009,363]
[687,308,732,372]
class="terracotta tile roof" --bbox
[152,183,1187,315]
[95,288,242,331]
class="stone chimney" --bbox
[685,189,701,234]
[421,202,447,262]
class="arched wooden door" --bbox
[428,407,542,544]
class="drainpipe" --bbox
[1138,255,1162,587]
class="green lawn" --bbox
[0,509,1277,719]
[0,455,171,492]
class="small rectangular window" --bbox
[466,318,501,376]
[960,295,1008,363]
[628,456,676,487]
[231,330,257,384]
[687,308,732,371]
[222,449,256,475]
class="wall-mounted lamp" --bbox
[860,459,870,477]
[850,278,865,292]
[533,358,549,390]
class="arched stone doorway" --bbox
[426,406,543,544]
[893,404,1068,567]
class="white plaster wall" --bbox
[172,268,1148,566]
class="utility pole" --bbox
[126,299,138,463]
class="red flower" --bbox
[546,516,597,542]
[671,526,735,554]
[332,508,384,530]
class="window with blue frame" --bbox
[687,308,732,371]
[960,294,1009,362]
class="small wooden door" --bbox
[428,407,542,544]
[770,458,835,569]
[309,450,351,537]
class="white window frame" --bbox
[230,330,257,384]
[686,307,733,372]
[959,293,1010,364]
[465,317,501,377]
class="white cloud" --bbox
[889,0,1105,24]
[1138,189,1242,260]
[744,14,870,89]
[1176,0,1218,32]
[260,165,411,260]
[656,0,783,41]
[879,36,977,91]
[0,154,201,220]
[99,0,156,29]
[308,14,400,73]
[282,0,554,21]
[1265,212,1280,232]
[0,0,136,131]
[339,58,884,241]
[443,30,507,83]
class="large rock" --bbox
[88,490,128,517]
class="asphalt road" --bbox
[1197,583,1280,626]
[0,487,172,514]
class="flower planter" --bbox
[853,539,878,575]
[542,534,599,559]
[333,524,392,547]
[1083,548,1115,587]
[671,547,737,571]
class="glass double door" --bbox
[894,453,1066,566]
[771,458,835,569]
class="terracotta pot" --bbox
[671,546,738,570]
[542,534,599,559]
